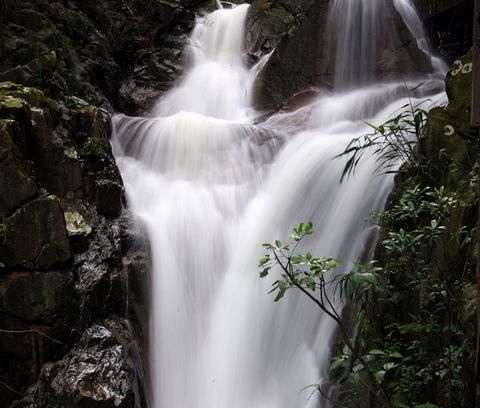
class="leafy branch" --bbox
[259,222,392,406]
[336,102,432,182]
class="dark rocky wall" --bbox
[0,0,209,116]
[0,82,150,407]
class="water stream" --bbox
[112,1,447,407]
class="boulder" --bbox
[253,0,433,112]
[11,319,146,408]
[252,0,333,111]
[246,0,309,60]
[64,210,93,253]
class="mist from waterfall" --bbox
[111,1,447,407]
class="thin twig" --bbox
[0,328,63,344]
[0,379,23,395]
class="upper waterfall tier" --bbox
[150,4,256,121]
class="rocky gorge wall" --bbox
[0,81,149,407]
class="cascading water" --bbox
[112,1,447,407]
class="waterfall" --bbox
[111,1,446,407]
[330,0,385,88]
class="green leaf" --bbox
[258,255,270,267]
[290,255,304,265]
[383,362,397,371]
[274,287,286,302]
[389,351,403,359]
[346,372,361,385]
[259,267,270,278]
[374,370,386,383]
[369,349,386,356]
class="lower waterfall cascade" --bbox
[111,1,447,407]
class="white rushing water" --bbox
[112,1,446,407]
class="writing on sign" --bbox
[451,60,473,76]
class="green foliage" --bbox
[338,102,431,181]
[262,99,478,407]
[260,186,476,407]
[260,222,341,305]
[369,181,476,407]
[84,135,107,157]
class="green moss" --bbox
[84,134,108,157]
[0,82,46,107]
[0,96,25,109]
[65,95,90,111]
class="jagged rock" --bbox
[0,270,78,406]
[0,94,32,126]
[0,270,76,322]
[0,83,146,406]
[0,83,125,211]
[0,0,209,114]
[73,216,126,321]
[246,0,308,60]
[95,179,124,218]
[64,210,93,253]
[29,109,84,199]
[0,195,72,269]
[0,120,38,214]
[0,82,46,111]
[11,319,146,408]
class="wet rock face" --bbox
[12,319,146,408]
[0,83,150,407]
[251,0,433,112]
[1,195,71,269]
[251,0,332,112]
[0,82,124,226]
[0,120,38,214]
[246,0,310,61]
